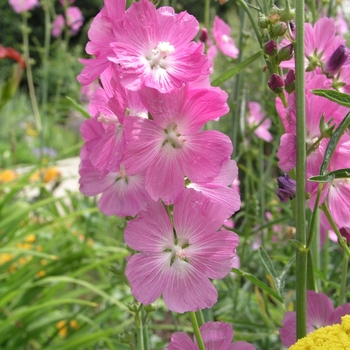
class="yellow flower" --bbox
[290,315,350,350]
[69,320,80,330]
[42,167,61,183]
[0,169,17,183]
[25,234,36,243]
[56,320,67,337]
[37,270,46,278]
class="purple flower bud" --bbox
[323,44,350,77]
[276,174,296,203]
[277,43,294,63]
[285,69,295,93]
[199,28,209,43]
[340,227,350,243]
[264,40,277,56]
[268,73,285,94]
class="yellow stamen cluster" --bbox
[289,315,350,350]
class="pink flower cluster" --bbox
[78,0,241,315]
[52,1,84,37]
[276,17,350,235]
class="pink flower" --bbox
[52,15,65,37]
[166,321,255,349]
[247,101,272,142]
[280,17,344,71]
[9,0,39,13]
[66,6,84,35]
[336,10,349,35]
[77,0,126,85]
[123,85,232,204]
[213,16,239,59]
[187,159,241,218]
[109,0,209,92]
[79,158,151,217]
[124,190,239,313]
[280,290,350,347]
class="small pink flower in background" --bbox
[280,290,350,347]
[125,190,239,313]
[336,10,349,35]
[66,6,84,35]
[166,321,255,349]
[9,0,39,13]
[213,16,239,59]
[52,15,65,38]
[247,101,272,142]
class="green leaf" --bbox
[311,89,350,108]
[66,96,91,119]
[308,168,350,182]
[258,247,280,296]
[278,256,295,293]
[230,268,283,302]
[211,50,263,87]
[288,239,306,251]
[320,112,350,174]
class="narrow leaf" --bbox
[211,50,263,86]
[311,89,350,108]
[66,96,91,119]
[320,112,350,174]
[231,268,283,302]
[258,247,280,296]
[278,256,295,293]
[309,168,350,182]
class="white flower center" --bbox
[162,123,185,149]
[147,41,175,70]
[174,246,187,260]
[222,34,230,43]
[98,113,119,125]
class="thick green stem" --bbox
[21,13,42,132]
[136,307,145,350]
[295,0,307,341]
[339,252,348,306]
[189,311,205,350]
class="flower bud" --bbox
[271,22,287,37]
[276,174,296,203]
[319,114,335,138]
[258,15,269,29]
[277,43,294,63]
[268,73,284,94]
[264,40,277,56]
[199,28,209,43]
[285,69,295,93]
[323,44,350,77]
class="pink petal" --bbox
[162,259,218,313]
[199,322,233,349]
[277,133,297,172]
[166,333,197,350]
[306,290,334,330]
[126,253,170,305]
[124,200,173,252]
[182,130,233,182]
[279,311,297,347]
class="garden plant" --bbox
[1,0,350,349]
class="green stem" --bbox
[321,203,350,258]
[136,307,145,350]
[310,0,317,24]
[236,0,263,47]
[195,310,205,328]
[21,13,42,132]
[339,252,348,306]
[295,0,307,340]
[204,0,210,30]
[189,311,205,350]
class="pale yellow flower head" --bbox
[289,315,350,350]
